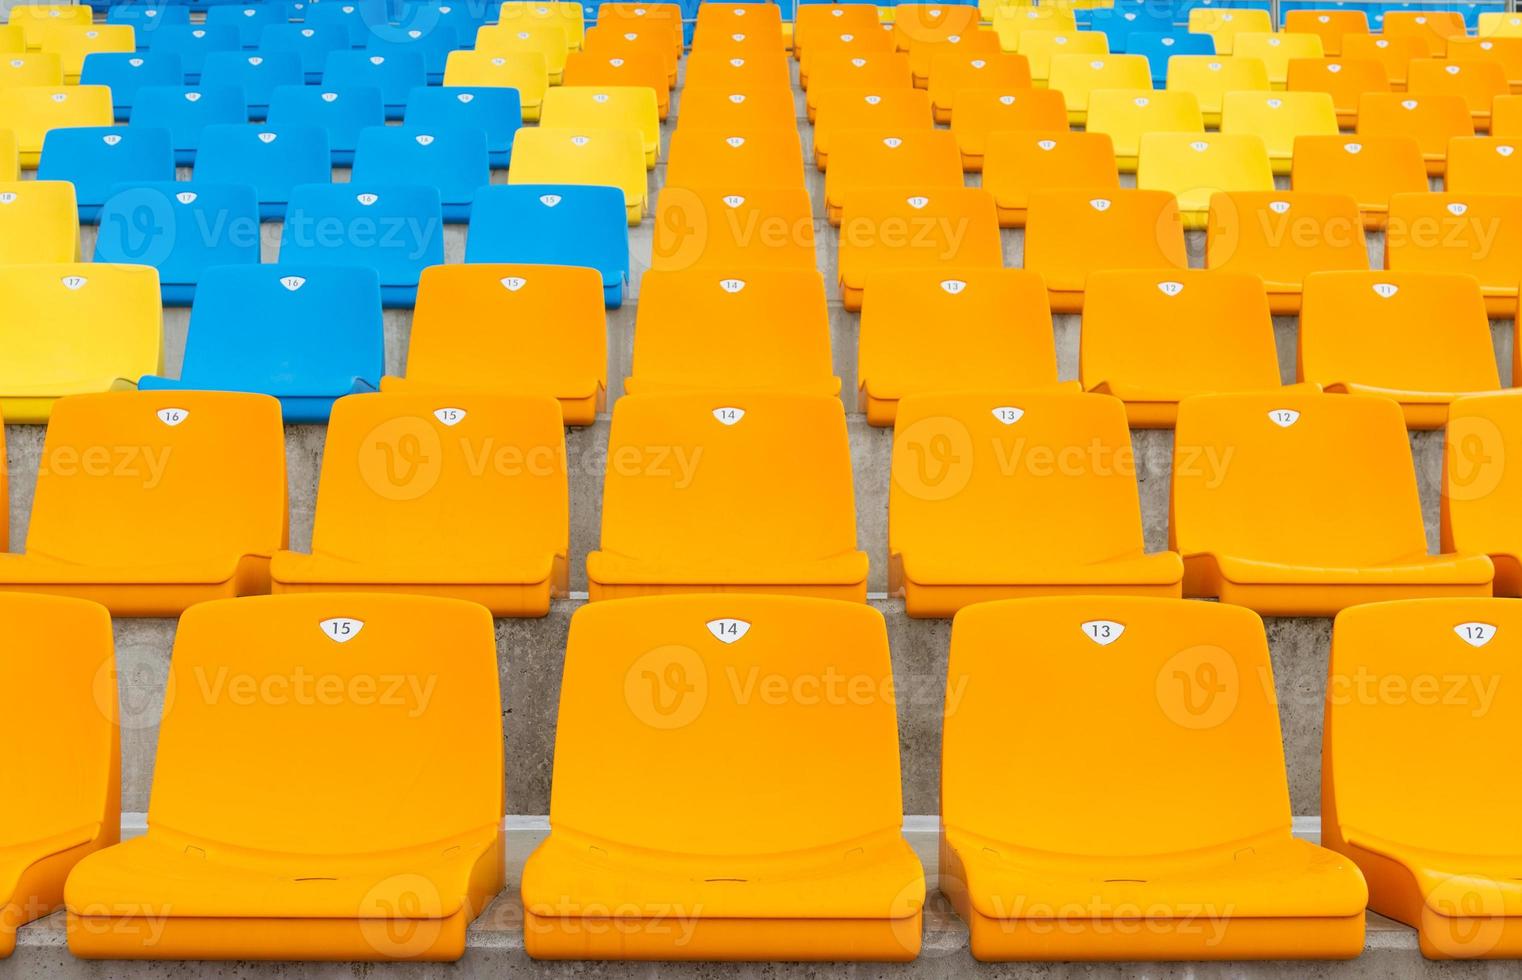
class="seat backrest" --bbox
[908,28,1001,83]
[1284,56,1390,109]
[365,23,461,76]
[1386,191,1522,286]
[499,0,583,46]
[1205,190,1369,283]
[193,123,332,199]
[794,2,881,56]
[1443,393,1522,557]
[8,4,93,48]
[1015,29,1107,81]
[815,86,933,161]
[1220,90,1339,157]
[1125,31,1216,84]
[684,49,792,89]
[675,84,795,129]
[1357,92,1474,155]
[1341,32,1429,85]
[39,125,175,207]
[1186,6,1272,53]
[303,0,390,44]
[265,82,384,154]
[205,3,288,47]
[1087,88,1205,155]
[581,24,674,79]
[1480,10,1522,36]
[651,184,815,270]
[0,177,75,263]
[986,129,1120,196]
[477,20,570,73]
[352,125,490,204]
[802,13,896,74]
[507,126,645,194]
[826,127,963,201]
[894,3,980,48]
[465,183,628,274]
[199,49,304,105]
[1445,135,1522,193]
[539,84,659,149]
[1047,52,1152,109]
[944,596,1290,854]
[279,184,444,286]
[808,50,913,104]
[0,51,64,86]
[95,182,261,285]
[1139,131,1274,200]
[950,86,1067,154]
[404,84,521,155]
[1284,9,1368,54]
[129,85,247,151]
[1232,30,1324,81]
[150,593,501,853]
[1290,133,1430,198]
[258,23,351,75]
[1381,9,1467,49]
[322,49,427,103]
[1407,57,1510,112]
[145,24,240,74]
[1165,54,1269,112]
[39,23,135,78]
[1494,93,1522,137]
[0,84,112,155]
[79,51,185,111]
[1024,188,1188,288]
[0,127,14,180]
[562,47,666,94]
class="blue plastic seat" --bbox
[352,125,489,221]
[144,24,241,83]
[194,123,332,220]
[79,52,183,121]
[257,23,350,82]
[394,0,493,43]
[280,183,445,307]
[205,3,291,47]
[365,23,458,84]
[466,184,629,307]
[322,49,427,120]
[1089,7,1180,50]
[403,85,519,167]
[129,85,247,165]
[198,50,303,120]
[36,126,174,222]
[303,0,390,46]
[95,182,261,305]
[137,264,383,421]
[265,83,383,165]
[1127,30,1215,85]
[106,4,191,46]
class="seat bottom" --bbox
[901,578,1182,618]
[66,910,473,961]
[1185,553,1495,616]
[523,911,922,961]
[588,579,867,603]
[272,573,559,617]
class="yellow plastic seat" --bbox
[271,394,567,615]
[1015,28,1106,84]
[812,85,932,169]
[587,393,868,601]
[6,4,91,49]
[890,392,1183,616]
[499,0,585,50]
[684,49,791,90]
[1299,270,1503,429]
[805,50,912,121]
[676,83,796,130]
[1047,52,1150,123]
[1206,191,1369,314]
[1187,6,1272,54]
[443,50,548,121]
[1172,389,1494,614]
[522,594,924,960]
[66,592,503,960]
[629,269,839,398]
[858,267,1071,425]
[983,129,1119,227]
[943,595,1368,961]
[949,86,1066,170]
[0,263,161,423]
[1080,269,1281,427]
[1407,58,1508,132]
[652,184,816,271]
[1024,188,1188,313]
[39,23,133,82]
[1085,88,1204,172]
[508,126,646,224]
[0,593,118,961]
[793,2,883,65]
[1285,9,1370,56]
[582,25,676,87]
[799,27,894,89]
[563,49,668,119]
[907,28,1000,87]
[1136,132,1274,230]
[1219,90,1338,174]
[1290,134,1429,229]
[1166,53,1270,126]
[1357,92,1473,174]
[476,20,568,82]
[1285,56,1390,126]
[1493,92,1522,135]
[382,263,606,425]
[1386,191,1522,317]
[0,128,15,180]
[0,391,286,615]
[0,51,62,88]
[538,84,660,167]
[991,4,1076,52]
[1381,10,1467,54]
[666,126,804,189]
[1341,32,1429,88]
[1445,135,1522,192]
[837,186,1002,311]
[0,178,77,263]
[1443,394,1522,594]
[893,3,980,51]
[925,48,1030,122]
[824,127,962,223]
[0,24,19,52]
[1448,36,1522,92]
[1234,31,1326,88]
[1480,10,1522,37]
[1324,597,1522,957]
[0,84,109,166]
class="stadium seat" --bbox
[1357,92,1474,174]
[37,125,174,223]
[676,84,795,131]
[908,28,1001,87]
[478,19,570,81]
[651,184,816,272]
[1136,132,1273,228]
[0,264,162,423]
[1125,31,1216,87]
[0,128,13,180]
[813,86,932,169]
[990,4,1077,51]
[1285,56,1389,126]
[949,86,1066,170]
[563,48,669,119]
[894,2,980,50]
[837,186,1002,311]
[1481,10,1522,36]
[366,24,460,85]
[582,24,675,88]
[145,24,239,83]
[129,85,245,165]
[1495,92,1522,135]
[1382,9,1467,53]
[1386,192,1522,317]
[1172,389,1494,614]
[94,183,259,305]
[7,4,92,50]
[1081,269,1281,426]
[684,49,792,90]
[65,591,502,958]
[280,184,445,307]
[693,0,783,48]
[1086,88,1204,171]
[0,592,118,961]
[0,51,63,87]
[385,263,606,423]
[1290,134,1428,229]
[193,123,330,221]
[792,2,881,64]
[982,130,1119,227]
[1166,53,1269,126]
[1299,270,1502,428]
[1047,53,1151,124]
[592,3,682,62]
[523,593,923,960]
[466,184,628,307]
[498,0,585,50]
[1014,29,1105,85]
[1205,190,1369,314]
[1341,32,1429,88]
[0,84,111,167]
[264,84,381,167]
[0,178,76,263]
[198,50,302,120]
[799,14,895,85]
[1443,395,1522,594]
[1024,188,1188,312]
[204,3,287,48]
[1445,135,1522,192]
[666,127,804,191]
[323,49,425,120]
[403,86,520,168]
[302,0,389,46]
[257,23,349,84]
[805,51,912,121]
[1187,6,1271,54]
[1406,58,1508,132]
[942,595,1368,960]
[508,127,646,224]
[0,23,16,52]
[629,269,839,397]
[926,48,1030,122]
[108,4,189,42]
[352,126,489,222]
[1087,6,1178,52]
[890,391,1182,616]
[442,50,548,121]
[137,264,381,420]
[1284,8,1368,55]
[79,51,183,121]
[1219,90,1338,174]
[824,127,962,223]
[539,84,660,167]
[1232,31,1324,88]
[1448,36,1522,91]
[39,23,134,82]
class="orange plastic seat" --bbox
[522,594,924,960]
[837,186,1002,311]
[908,28,1000,87]
[1024,188,1188,313]
[1341,32,1430,87]
[1299,270,1503,428]
[693,2,784,49]
[1080,269,1281,427]
[891,392,1183,616]
[793,2,881,64]
[382,264,606,425]
[0,593,117,961]
[1445,135,1522,192]
[652,184,816,271]
[628,268,839,397]
[1047,52,1151,124]
[593,3,682,62]
[824,127,962,223]
[684,49,791,90]
[665,127,805,190]
[1380,10,1467,54]
[677,84,796,130]
[1494,92,1522,135]
[982,129,1118,227]
[1443,394,1522,594]
[587,393,868,600]
[1407,57,1509,130]
[858,267,1070,425]
[1205,191,1369,314]
[65,593,503,961]
[812,85,933,169]
[926,48,1030,122]
[1357,91,1473,173]
[582,25,675,87]
[1290,134,1429,229]
[1447,36,1522,92]
[893,3,980,51]
[1285,9,1370,56]
[805,51,912,120]
[0,391,286,616]
[1136,132,1275,229]
[949,86,1066,170]
[1285,57,1390,126]
[563,49,669,119]
[1172,389,1494,615]
[943,596,1368,961]
[1324,597,1522,957]
[1386,191,1522,317]
[798,16,893,84]
[1219,90,1339,174]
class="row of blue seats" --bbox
[1071,0,1497,29]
